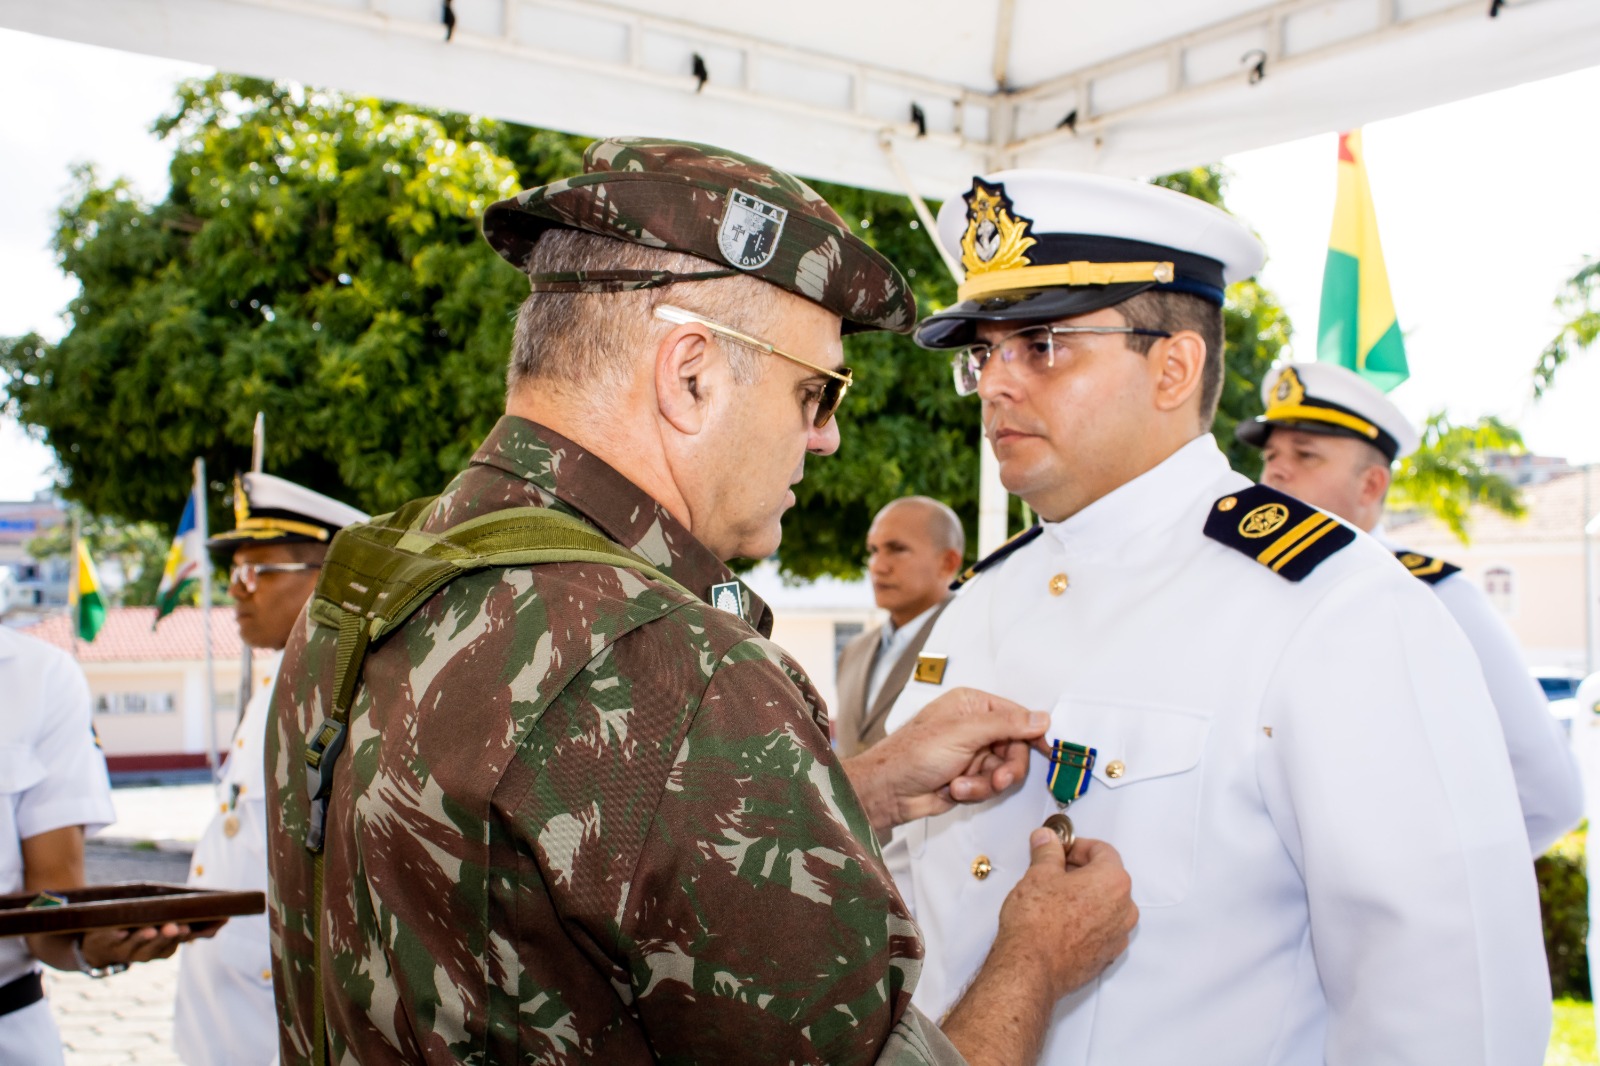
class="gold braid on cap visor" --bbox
[1261,400,1381,441]
[957,261,1176,302]
[217,518,333,541]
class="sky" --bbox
[1,27,1597,503]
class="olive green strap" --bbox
[302,502,696,1066]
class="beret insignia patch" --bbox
[718,190,787,270]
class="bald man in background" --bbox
[835,497,965,757]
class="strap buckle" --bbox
[303,717,348,854]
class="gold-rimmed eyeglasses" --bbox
[228,561,320,594]
[654,304,853,428]
[951,323,1173,396]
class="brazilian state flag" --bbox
[1318,130,1408,392]
[69,540,107,643]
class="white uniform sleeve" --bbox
[1433,575,1583,854]
[17,650,116,841]
[1257,568,1550,1066]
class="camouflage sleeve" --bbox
[607,637,941,1064]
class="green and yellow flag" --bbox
[69,540,107,643]
[1318,130,1408,392]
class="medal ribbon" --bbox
[1046,740,1097,806]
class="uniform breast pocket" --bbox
[0,745,47,795]
[1053,697,1212,909]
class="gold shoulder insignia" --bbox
[950,524,1043,591]
[1393,550,1461,585]
[1204,484,1353,582]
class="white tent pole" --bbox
[877,136,962,283]
[992,0,1016,89]
[877,135,1010,555]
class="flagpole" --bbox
[238,414,265,726]
[69,515,81,661]
[194,458,219,785]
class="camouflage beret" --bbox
[481,137,914,335]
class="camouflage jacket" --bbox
[265,416,962,1065]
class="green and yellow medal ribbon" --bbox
[1046,740,1097,806]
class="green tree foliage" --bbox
[0,76,588,531]
[1534,256,1599,398]
[3,75,1295,580]
[24,512,173,607]
[1387,412,1525,540]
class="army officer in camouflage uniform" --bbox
[265,138,1137,1066]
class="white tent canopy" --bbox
[8,0,1600,192]
[6,0,1600,548]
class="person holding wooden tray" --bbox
[0,626,209,1064]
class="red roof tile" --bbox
[20,606,245,662]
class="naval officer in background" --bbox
[834,497,964,757]
[883,170,1549,1065]
[173,473,367,1065]
[1240,360,1582,854]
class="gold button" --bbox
[223,815,241,839]
[1106,759,1126,779]
[971,855,992,880]
[1218,496,1237,512]
[260,969,272,982]
[1048,573,1069,596]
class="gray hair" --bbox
[506,229,784,394]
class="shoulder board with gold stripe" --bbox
[950,524,1043,591]
[1393,549,1461,585]
[1203,485,1353,582]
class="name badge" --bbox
[913,654,948,685]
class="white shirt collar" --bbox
[1042,434,1232,563]
[881,601,941,649]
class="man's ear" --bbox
[1150,331,1207,414]
[1360,461,1393,509]
[655,324,712,434]
[938,547,964,581]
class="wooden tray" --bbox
[0,882,264,937]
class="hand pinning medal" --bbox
[1043,740,1096,850]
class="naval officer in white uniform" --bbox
[174,473,366,1065]
[884,171,1550,1065]
[1241,361,1582,855]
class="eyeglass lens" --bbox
[954,326,1056,397]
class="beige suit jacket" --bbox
[832,599,949,759]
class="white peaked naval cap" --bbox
[916,169,1265,350]
[1236,362,1420,462]
[207,472,370,553]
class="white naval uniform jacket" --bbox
[0,627,116,1066]
[884,435,1550,1066]
[174,660,278,1066]
[1376,531,1583,856]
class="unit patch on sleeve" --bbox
[1393,550,1461,585]
[1204,484,1354,582]
[950,524,1043,591]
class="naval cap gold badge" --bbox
[960,178,1038,277]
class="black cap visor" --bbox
[1236,417,1398,463]
[914,281,1161,350]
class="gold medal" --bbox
[1043,812,1075,851]
[223,814,241,839]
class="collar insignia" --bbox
[960,179,1037,278]
[709,580,745,617]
